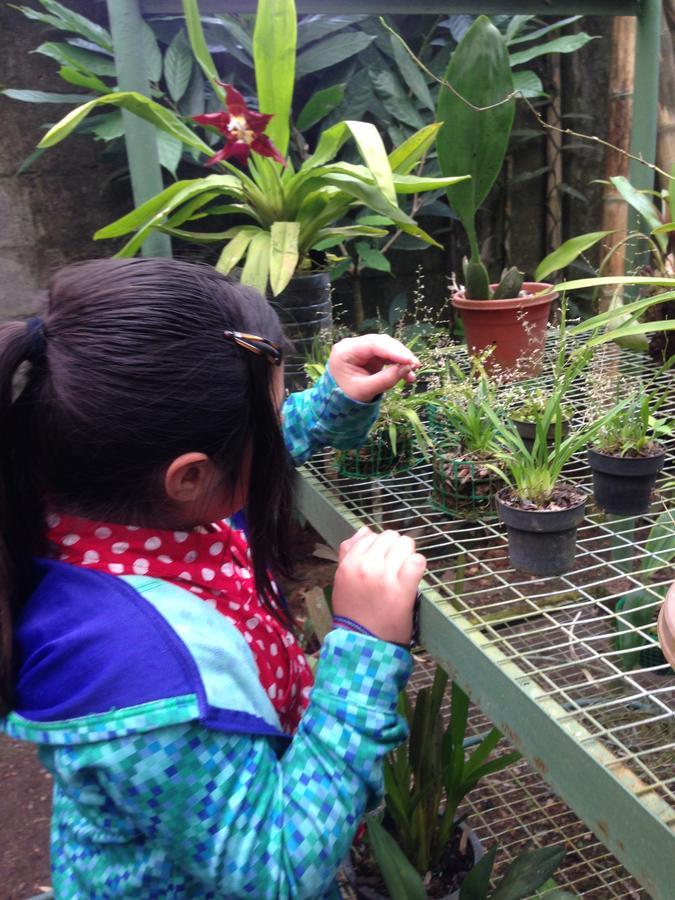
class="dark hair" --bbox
[0,258,295,712]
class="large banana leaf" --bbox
[436,16,515,258]
[253,0,296,158]
[38,91,212,157]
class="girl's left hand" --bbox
[328,335,421,403]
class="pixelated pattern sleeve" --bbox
[282,366,380,465]
[45,630,412,899]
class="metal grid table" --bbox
[296,343,675,899]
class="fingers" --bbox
[341,334,421,369]
[399,553,427,595]
[361,363,416,395]
[338,526,373,561]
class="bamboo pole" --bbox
[545,55,563,253]
[600,16,636,288]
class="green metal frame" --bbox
[108,0,662,257]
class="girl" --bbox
[0,259,426,899]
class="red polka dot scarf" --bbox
[45,512,314,733]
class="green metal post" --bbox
[628,0,663,207]
[106,0,172,258]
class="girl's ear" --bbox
[164,453,216,503]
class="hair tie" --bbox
[25,316,47,364]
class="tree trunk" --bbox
[657,0,675,189]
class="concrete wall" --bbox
[0,1,129,321]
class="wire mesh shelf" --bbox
[296,341,675,897]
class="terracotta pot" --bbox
[451,282,557,379]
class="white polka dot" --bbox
[95,526,112,539]
[62,533,80,546]
[221,562,234,577]
[184,550,198,563]
[246,617,259,629]
[228,601,241,611]
[144,536,162,551]
[244,632,253,643]
[268,684,277,699]
[204,599,217,609]
[297,656,306,668]
[46,514,61,528]
[126,525,140,531]
[256,639,265,649]
[132,558,149,575]
[301,686,311,699]
[108,563,124,574]
[178,571,190,580]
[158,554,172,564]
[209,541,224,556]
[190,585,203,594]
[276,666,284,679]
[112,542,128,554]
[270,643,278,656]
[83,550,99,564]
[291,683,297,696]
[201,567,215,582]
[174,531,188,543]
[236,566,251,579]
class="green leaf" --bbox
[343,121,396,204]
[215,15,254,57]
[240,230,272,295]
[34,41,116,76]
[269,222,300,296]
[216,226,261,275]
[57,66,109,93]
[459,845,497,900]
[437,16,515,257]
[356,242,391,273]
[507,15,582,45]
[296,83,346,132]
[38,92,213,158]
[142,21,163,84]
[389,32,434,110]
[535,230,613,281]
[164,30,194,103]
[365,817,428,900]
[2,88,95,103]
[253,0,296,158]
[156,130,183,176]
[19,1,113,52]
[388,123,441,175]
[182,0,225,102]
[297,15,368,48]
[611,175,666,253]
[492,845,566,900]
[85,110,124,141]
[512,69,544,99]
[295,31,376,79]
[372,69,426,130]
[392,173,471,194]
[509,33,596,66]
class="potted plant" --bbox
[428,354,505,519]
[37,0,468,387]
[435,17,612,379]
[509,388,572,454]
[336,380,431,479]
[346,666,520,899]
[586,383,669,517]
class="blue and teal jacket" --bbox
[2,370,413,899]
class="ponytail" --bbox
[0,320,47,713]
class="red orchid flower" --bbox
[193,83,285,167]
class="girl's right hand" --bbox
[332,527,426,645]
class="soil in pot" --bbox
[337,431,413,479]
[587,444,666,517]
[431,448,501,520]
[451,282,557,380]
[347,821,481,900]
[497,485,588,576]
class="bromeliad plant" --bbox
[35,0,468,298]
[361,666,520,895]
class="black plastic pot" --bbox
[587,446,666,516]
[496,488,588,576]
[269,270,332,391]
[513,418,569,454]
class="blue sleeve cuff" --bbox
[282,366,381,465]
